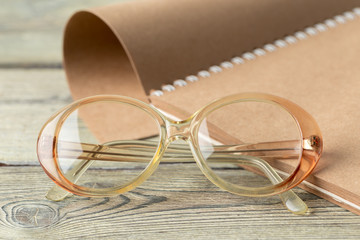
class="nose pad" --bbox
[165,119,192,143]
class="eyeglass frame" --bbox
[37,92,322,213]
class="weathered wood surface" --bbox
[0,69,70,165]
[0,0,360,239]
[0,164,356,240]
[0,0,121,65]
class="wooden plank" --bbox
[0,69,359,239]
[0,165,359,239]
[0,0,125,65]
[0,69,71,164]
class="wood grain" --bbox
[0,0,123,65]
[0,165,360,240]
[0,69,71,165]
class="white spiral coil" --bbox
[151,7,360,96]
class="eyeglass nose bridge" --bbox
[165,118,192,142]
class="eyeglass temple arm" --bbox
[46,140,307,214]
[55,139,301,162]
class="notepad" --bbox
[62,0,360,215]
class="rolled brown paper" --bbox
[63,0,359,140]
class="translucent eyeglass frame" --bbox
[37,93,323,214]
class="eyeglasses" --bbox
[37,93,322,214]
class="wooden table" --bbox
[0,1,359,239]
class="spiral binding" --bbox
[151,8,360,97]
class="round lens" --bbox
[56,100,160,190]
[197,100,302,188]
